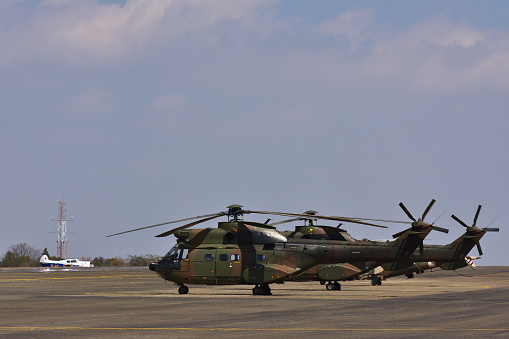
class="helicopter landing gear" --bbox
[325,281,341,290]
[252,284,271,295]
[178,285,189,294]
[371,276,382,286]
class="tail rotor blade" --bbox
[422,199,436,220]
[432,226,449,234]
[399,202,416,221]
[451,214,469,228]
[476,242,483,256]
[392,230,406,239]
[473,205,482,227]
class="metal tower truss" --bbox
[51,201,73,259]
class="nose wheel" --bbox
[178,285,189,294]
[252,284,271,295]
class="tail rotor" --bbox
[451,205,499,256]
[393,199,448,254]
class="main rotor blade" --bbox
[342,217,411,225]
[249,210,388,228]
[451,214,469,228]
[484,227,499,232]
[473,205,482,227]
[106,212,225,237]
[269,218,301,226]
[399,202,416,221]
[154,214,224,237]
[422,199,436,220]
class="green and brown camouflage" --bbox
[368,205,499,282]
[146,202,445,295]
[284,200,449,288]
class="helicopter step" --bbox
[252,284,271,295]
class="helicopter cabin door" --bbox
[190,248,216,283]
[215,248,242,284]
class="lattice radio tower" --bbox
[52,200,73,259]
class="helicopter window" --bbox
[231,254,240,261]
[178,249,189,260]
[164,246,178,259]
[219,254,228,261]
[204,254,214,261]
[256,254,266,262]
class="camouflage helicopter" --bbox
[282,200,451,290]
[369,205,499,282]
[107,204,445,295]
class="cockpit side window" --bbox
[178,248,189,260]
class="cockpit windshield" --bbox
[164,245,179,259]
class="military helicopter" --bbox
[369,205,499,282]
[107,204,445,295]
[283,200,451,290]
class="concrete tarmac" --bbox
[1,266,508,338]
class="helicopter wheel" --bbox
[326,282,341,290]
[319,280,326,285]
[178,285,189,294]
[262,284,271,295]
[252,284,272,295]
[371,276,382,286]
[252,285,262,295]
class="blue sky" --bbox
[1,0,508,265]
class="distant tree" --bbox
[109,257,126,267]
[0,243,41,267]
[8,243,41,261]
[127,254,160,266]
[92,257,105,267]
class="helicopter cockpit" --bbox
[158,245,189,270]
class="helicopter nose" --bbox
[149,263,158,271]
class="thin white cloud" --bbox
[1,1,509,94]
[317,8,376,51]
[0,0,276,65]
[316,12,509,92]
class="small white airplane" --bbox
[39,255,93,268]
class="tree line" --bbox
[0,243,160,267]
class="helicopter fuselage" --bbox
[148,221,417,287]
